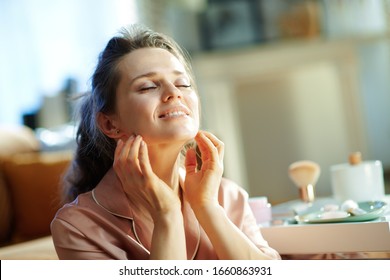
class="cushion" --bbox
[0,125,40,159]
[2,151,72,243]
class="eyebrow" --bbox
[129,70,187,85]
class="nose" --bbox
[162,82,183,102]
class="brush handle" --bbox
[299,184,315,203]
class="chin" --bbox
[167,125,198,139]
[143,129,198,145]
[175,130,198,142]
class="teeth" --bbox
[163,111,187,118]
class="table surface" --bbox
[261,196,390,255]
[1,198,389,259]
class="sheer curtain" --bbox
[0,0,138,125]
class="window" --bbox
[0,0,138,125]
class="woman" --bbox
[51,24,280,260]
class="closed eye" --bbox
[140,86,157,92]
[177,84,191,88]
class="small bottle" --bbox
[248,196,272,226]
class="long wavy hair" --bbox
[62,24,197,203]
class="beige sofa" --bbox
[0,125,72,259]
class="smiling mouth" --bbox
[159,109,190,119]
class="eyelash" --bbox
[140,84,191,92]
[140,86,156,91]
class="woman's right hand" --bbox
[113,135,181,221]
[114,135,187,259]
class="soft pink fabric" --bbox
[51,168,280,260]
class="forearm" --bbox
[194,203,275,260]
[149,209,187,259]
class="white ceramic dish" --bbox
[295,201,387,223]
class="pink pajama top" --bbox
[51,168,280,260]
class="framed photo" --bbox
[199,0,264,50]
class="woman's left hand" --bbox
[183,131,224,209]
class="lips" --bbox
[158,106,190,119]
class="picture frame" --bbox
[199,0,264,50]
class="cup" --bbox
[330,160,385,202]
[248,196,272,225]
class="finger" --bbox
[126,135,143,171]
[114,139,124,163]
[113,136,140,188]
[184,148,197,175]
[195,132,219,162]
[199,131,224,159]
[138,138,154,179]
[114,135,134,170]
[198,131,224,166]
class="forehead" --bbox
[118,48,186,78]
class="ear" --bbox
[97,112,123,139]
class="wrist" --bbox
[153,205,183,224]
[191,201,224,220]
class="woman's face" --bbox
[112,47,199,145]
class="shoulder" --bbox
[52,192,101,226]
[217,177,256,229]
[218,177,249,213]
[218,177,249,202]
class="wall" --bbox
[193,38,380,204]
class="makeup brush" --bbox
[288,160,321,203]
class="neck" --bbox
[147,144,183,194]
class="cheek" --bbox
[188,94,200,117]
[116,97,152,129]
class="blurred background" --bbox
[1,0,390,204]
